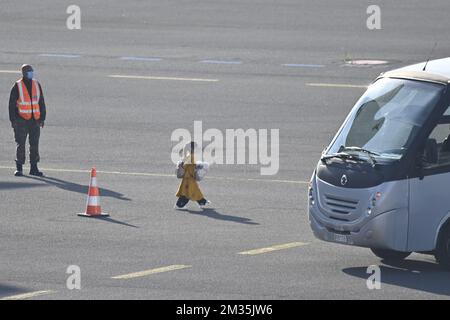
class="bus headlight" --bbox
[367,192,382,215]
[308,181,315,205]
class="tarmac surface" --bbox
[1,0,450,299]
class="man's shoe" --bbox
[14,170,23,177]
[29,164,44,177]
[14,163,23,177]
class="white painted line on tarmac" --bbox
[0,290,56,300]
[109,74,219,82]
[39,53,81,58]
[0,166,90,175]
[306,83,368,89]
[0,70,21,74]
[0,165,307,185]
[346,59,388,66]
[238,242,309,255]
[200,60,242,65]
[282,63,325,68]
[112,265,191,279]
[120,56,162,62]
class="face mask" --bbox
[26,71,33,79]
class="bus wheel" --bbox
[370,248,411,261]
[434,225,450,270]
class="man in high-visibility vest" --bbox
[8,64,46,176]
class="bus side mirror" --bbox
[424,138,438,164]
[417,139,438,180]
[416,153,425,180]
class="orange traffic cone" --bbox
[77,168,109,217]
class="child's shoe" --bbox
[175,196,189,210]
[197,198,211,207]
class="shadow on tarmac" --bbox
[343,258,450,296]
[182,208,259,225]
[0,181,46,190]
[0,283,28,298]
[80,215,139,228]
[24,175,132,201]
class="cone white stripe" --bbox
[87,196,99,206]
[90,177,97,187]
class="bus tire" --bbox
[434,224,450,270]
[370,248,411,261]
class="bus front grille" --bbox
[324,194,359,216]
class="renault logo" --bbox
[340,174,348,186]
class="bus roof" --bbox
[378,57,450,85]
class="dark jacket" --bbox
[9,78,46,123]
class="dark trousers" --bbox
[13,118,40,165]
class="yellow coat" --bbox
[176,156,204,201]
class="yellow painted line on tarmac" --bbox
[0,290,56,300]
[205,175,307,184]
[238,242,309,255]
[0,165,308,185]
[0,70,21,74]
[0,165,173,177]
[112,265,191,280]
[109,74,219,82]
[306,83,368,89]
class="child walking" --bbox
[175,142,210,209]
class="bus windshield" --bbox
[326,78,445,161]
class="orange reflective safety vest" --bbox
[16,79,41,120]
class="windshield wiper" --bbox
[320,152,361,162]
[341,146,380,167]
[341,146,380,156]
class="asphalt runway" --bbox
[1,0,450,299]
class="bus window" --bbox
[423,106,450,168]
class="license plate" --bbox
[333,234,348,243]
